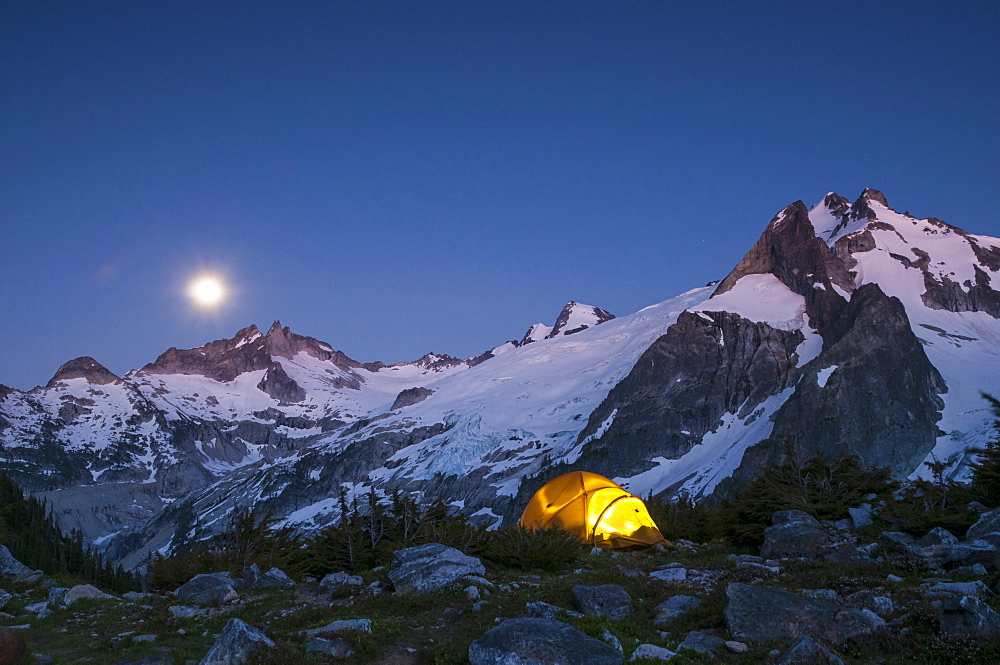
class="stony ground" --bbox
[1,510,999,664]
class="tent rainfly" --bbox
[518,471,668,548]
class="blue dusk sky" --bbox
[2,1,998,390]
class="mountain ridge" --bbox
[1,188,997,570]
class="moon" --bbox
[189,276,225,306]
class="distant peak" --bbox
[266,321,284,336]
[519,322,553,346]
[821,192,852,215]
[47,356,119,387]
[547,301,615,338]
[234,324,261,340]
[861,188,888,207]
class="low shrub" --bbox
[479,524,584,571]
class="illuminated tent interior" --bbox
[518,471,668,548]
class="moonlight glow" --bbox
[188,276,225,307]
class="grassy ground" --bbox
[3,542,999,664]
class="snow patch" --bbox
[816,366,837,388]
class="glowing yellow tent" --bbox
[519,471,668,548]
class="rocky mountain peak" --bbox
[820,192,852,218]
[46,357,119,387]
[547,301,616,338]
[519,323,553,346]
[141,326,271,382]
[860,187,888,207]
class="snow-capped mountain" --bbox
[1,188,997,568]
[0,321,490,544]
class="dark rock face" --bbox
[570,584,633,621]
[724,583,883,644]
[468,618,623,665]
[569,310,803,481]
[922,265,1000,318]
[141,321,375,383]
[142,325,272,382]
[713,200,854,337]
[724,284,945,493]
[256,361,306,403]
[46,357,119,387]
[391,387,434,410]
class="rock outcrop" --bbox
[724,583,884,644]
[388,543,486,595]
[469,618,623,665]
[200,618,274,665]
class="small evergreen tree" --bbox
[0,471,139,590]
[716,442,895,546]
[969,393,1000,508]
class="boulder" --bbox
[724,583,883,644]
[649,568,687,582]
[251,567,295,589]
[175,574,238,606]
[922,581,991,598]
[904,536,1000,571]
[0,589,10,611]
[876,531,914,554]
[0,627,27,665]
[306,636,353,657]
[300,619,371,636]
[848,504,873,528]
[64,584,115,605]
[168,605,207,618]
[319,571,364,593]
[241,564,260,587]
[822,541,872,565]
[652,595,701,626]
[914,527,958,548]
[571,584,633,621]
[678,631,726,658]
[938,595,1000,636]
[389,543,485,595]
[946,540,1000,571]
[522,601,582,620]
[761,511,836,559]
[774,635,845,665]
[46,588,68,607]
[628,644,676,661]
[0,546,42,584]
[966,509,1000,541]
[468,618,622,665]
[600,629,623,654]
[200,617,275,665]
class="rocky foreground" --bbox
[1,508,999,664]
